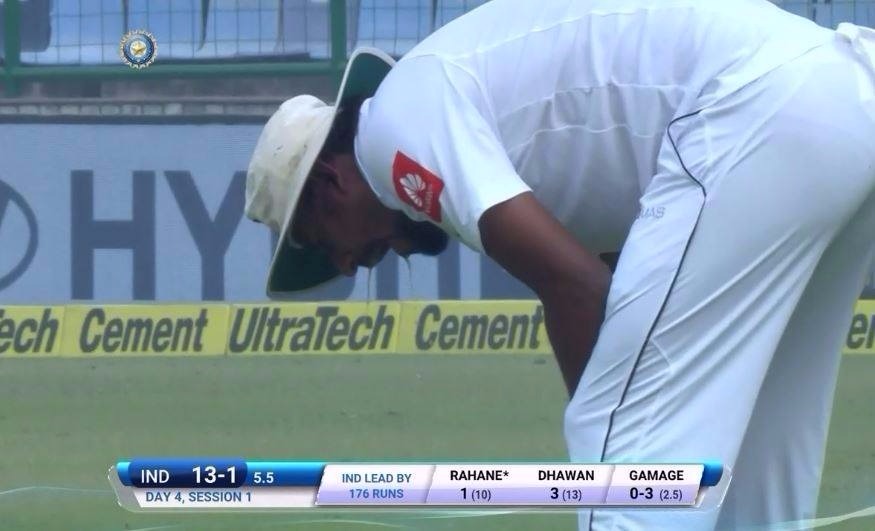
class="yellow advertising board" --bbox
[845,299,875,354]
[397,300,550,355]
[0,306,66,356]
[59,305,229,356]
[227,302,401,354]
[0,299,872,356]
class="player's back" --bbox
[395,0,834,251]
[357,0,837,253]
[406,0,832,116]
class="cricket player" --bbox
[244,0,875,528]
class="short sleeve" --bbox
[354,56,531,252]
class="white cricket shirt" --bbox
[354,0,833,253]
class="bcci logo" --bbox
[119,30,157,69]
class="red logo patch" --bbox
[392,151,444,222]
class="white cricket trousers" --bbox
[565,26,875,531]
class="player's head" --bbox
[290,98,449,272]
[244,48,448,298]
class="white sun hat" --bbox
[245,47,395,297]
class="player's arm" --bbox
[480,192,611,396]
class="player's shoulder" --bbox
[353,55,485,225]
[356,54,473,150]
[355,57,441,158]
[378,53,467,99]
[353,84,436,217]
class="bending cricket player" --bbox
[245,1,875,528]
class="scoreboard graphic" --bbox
[109,459,728,511]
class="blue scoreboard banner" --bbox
[110,458,727,510]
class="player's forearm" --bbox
[477,192,611,394]
[539,272,610,397]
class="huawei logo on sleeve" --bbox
[399,173,426,208]
[392,151,443,222]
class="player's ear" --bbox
[312,158,342,187]
[321,151,364,195]
[309,159,353,215]
[303,162,342,211]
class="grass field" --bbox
[0,354,872,531]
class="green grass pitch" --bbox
[0,354,872,530]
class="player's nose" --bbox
[333,252,357,277]
[390,238,413,258]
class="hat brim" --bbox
[265,47,396,298]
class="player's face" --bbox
[291,155,449,276]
